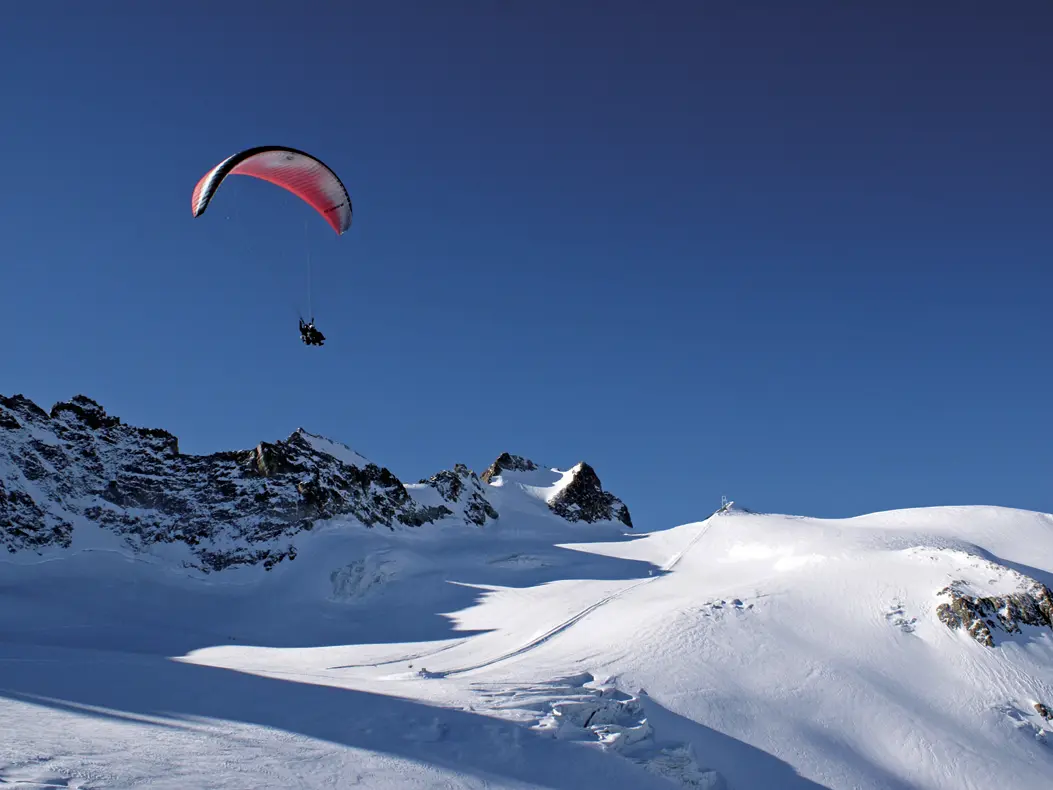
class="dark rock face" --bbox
[479,452,632,528]
[419,463,498,527]
[1,394,635,574]
[480,452,538,484]
[0,476,72,551]
[1,395,459,573]
[936,580,1053,647]
[549,463,633,528]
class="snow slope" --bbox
[3,500,1053,789]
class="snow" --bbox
[295,428,371,468]
[485,463,577,504]
[3,503,1053,788]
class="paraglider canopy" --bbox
[191,146,352,235]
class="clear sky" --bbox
[2,1,1050,530]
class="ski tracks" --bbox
[436,519,714,677]
[662,517,714,572]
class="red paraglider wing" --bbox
[191,146,352,235]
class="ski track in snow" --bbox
[437,578,656,677]
[436,521,714,677]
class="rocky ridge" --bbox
[936,577,1053,647]
[481,452,539,483]
[1,394,632,573]
[550,462,633,528]
[480,452,633,528]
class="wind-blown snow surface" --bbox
[3,501,1053,788]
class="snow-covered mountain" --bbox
[0,393,631,572]
[2,393,1052,789]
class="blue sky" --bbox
[2,2,1050,529]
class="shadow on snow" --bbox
[0,528,667,656]
[0,644,829,790]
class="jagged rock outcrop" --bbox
[418,463,498,527]
[1,395,460,572]
[936,579,1053,647]
[479,452,632,528]
[550,462,633,528]
[481,452,538,484]
[1,394,635,573]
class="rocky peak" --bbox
[480,452,538,484]
[418,463,499,527]
[50,394,123,431]
[2,393,637,574]
[0,394,468,573]
[478,451,633,528]
[550,462,633,528]
[0,394,49,427]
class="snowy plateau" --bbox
[1,394,1052,789]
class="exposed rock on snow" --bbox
[1,395,456,572]
[480,452,538,483]
[480,453,633,527]
[1,394,629,573]
[549,462,633,528]
[0,475,71,551]
[419,463,499,527]
[936,578,1053,647]
[885,600,918,633]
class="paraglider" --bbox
[191,146,352,346]
[299,318,325,346]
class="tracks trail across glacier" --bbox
[436,518,714,677]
